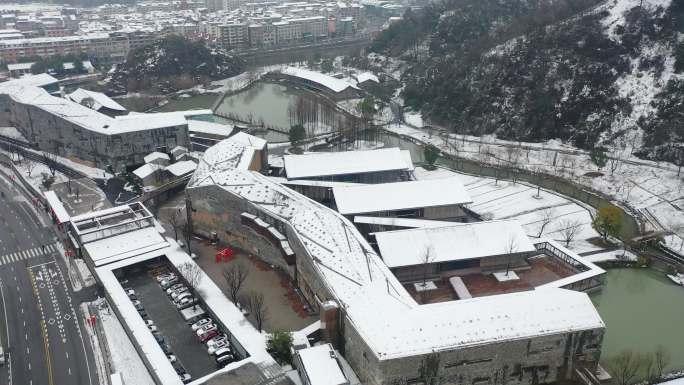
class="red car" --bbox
[199,328,219,343]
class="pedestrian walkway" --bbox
[0,243,58,265]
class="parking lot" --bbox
[125,269,218,380]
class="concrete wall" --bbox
[0,94,190,170]
[345,324,604,385]
[186,184,292,273]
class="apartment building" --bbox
[0,33,128,64]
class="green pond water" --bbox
[590,268,684,369]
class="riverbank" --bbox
[382,123,684,250]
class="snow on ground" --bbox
[209,64,285,94]
[414,167,603,253]
[96,299,156,385]
[2,153,69,193]
[403,110,424,128]
[600,0,672,41]
[80,302,109,385]
[582,249,638,263]
[386,123,684,250]
[0,126,27,141]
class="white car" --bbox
[131,300,142,307]
[145,320,155,327]
[165,283,185,294]
[195,324,216,336]
[190,318,212,331]
[148,325,158,332]
[208,340,231,355]
[155,273,175,283]
[161,277,179,289]
[167,354,177,363]
[206,334,227,349]
[179,373,191,383]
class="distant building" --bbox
[0,33,128,65]
[267,67,361,100]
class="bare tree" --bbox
[641,352,658,384]
[42,152,57,177]
[24,157,36,177]
[505,235,518,275]
[168,209,181,241]
[178,262,203,309]
[537,209,555,238]
[421,245,435,287]
[604,350,645,385]
[654,345,671,379]
[559,219,583,247]
[222,263,249,305]
[182,220,193,254]
[247,291,268,332]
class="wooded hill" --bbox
[371,0,684,161]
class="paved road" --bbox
[0,176,98,385]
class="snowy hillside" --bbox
[372,0,684,162]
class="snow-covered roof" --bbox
[296,344,347,385]
[43,190,70,224]
[188,140,604,360]
[228,131,267,150]
[354,216,455,229]
[374,220,536,268]
[356,72,379,84]
[284,147,409,179]
[170,145,188,156]
[83,224,169,267]
[187,119,234,137]
[333,177,471,215]
[0,84,207,135]
[6,62,32,71]
[1,73,58,88]
[164,160,197,177]
[133,163,163,179]
[143,151,170,164]
[280,66,359,93]
[67,88,127,112]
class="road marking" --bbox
[0,244,59,266]
[0,281,13,385]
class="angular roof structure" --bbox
[284,148,410,179]
[333,177,472,215]
[189,139,604,360]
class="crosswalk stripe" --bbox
[0,243,63,265]
[1,255,7,264]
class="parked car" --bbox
[137,309,148,318]
[171,287,190,300]
[148,325,158,332]
[180,373,192,384]
[153,334,165,344]
[156,273,175,282]
[176,297,197,310]
[167,354,177,363]
[145,320,155,327]
[165,283,185,295]
[174,292,192,303]
[161,277,179,289]
[160,343,172,355]
[195,324,217,336]
[208,340,231,355]
[131,300,142,307]
[124,288,135,297]
[134,303,144,311]
[199,329,219,343]
[216,352,236,367]
[191,318,213,331]
[206,334,228,349]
